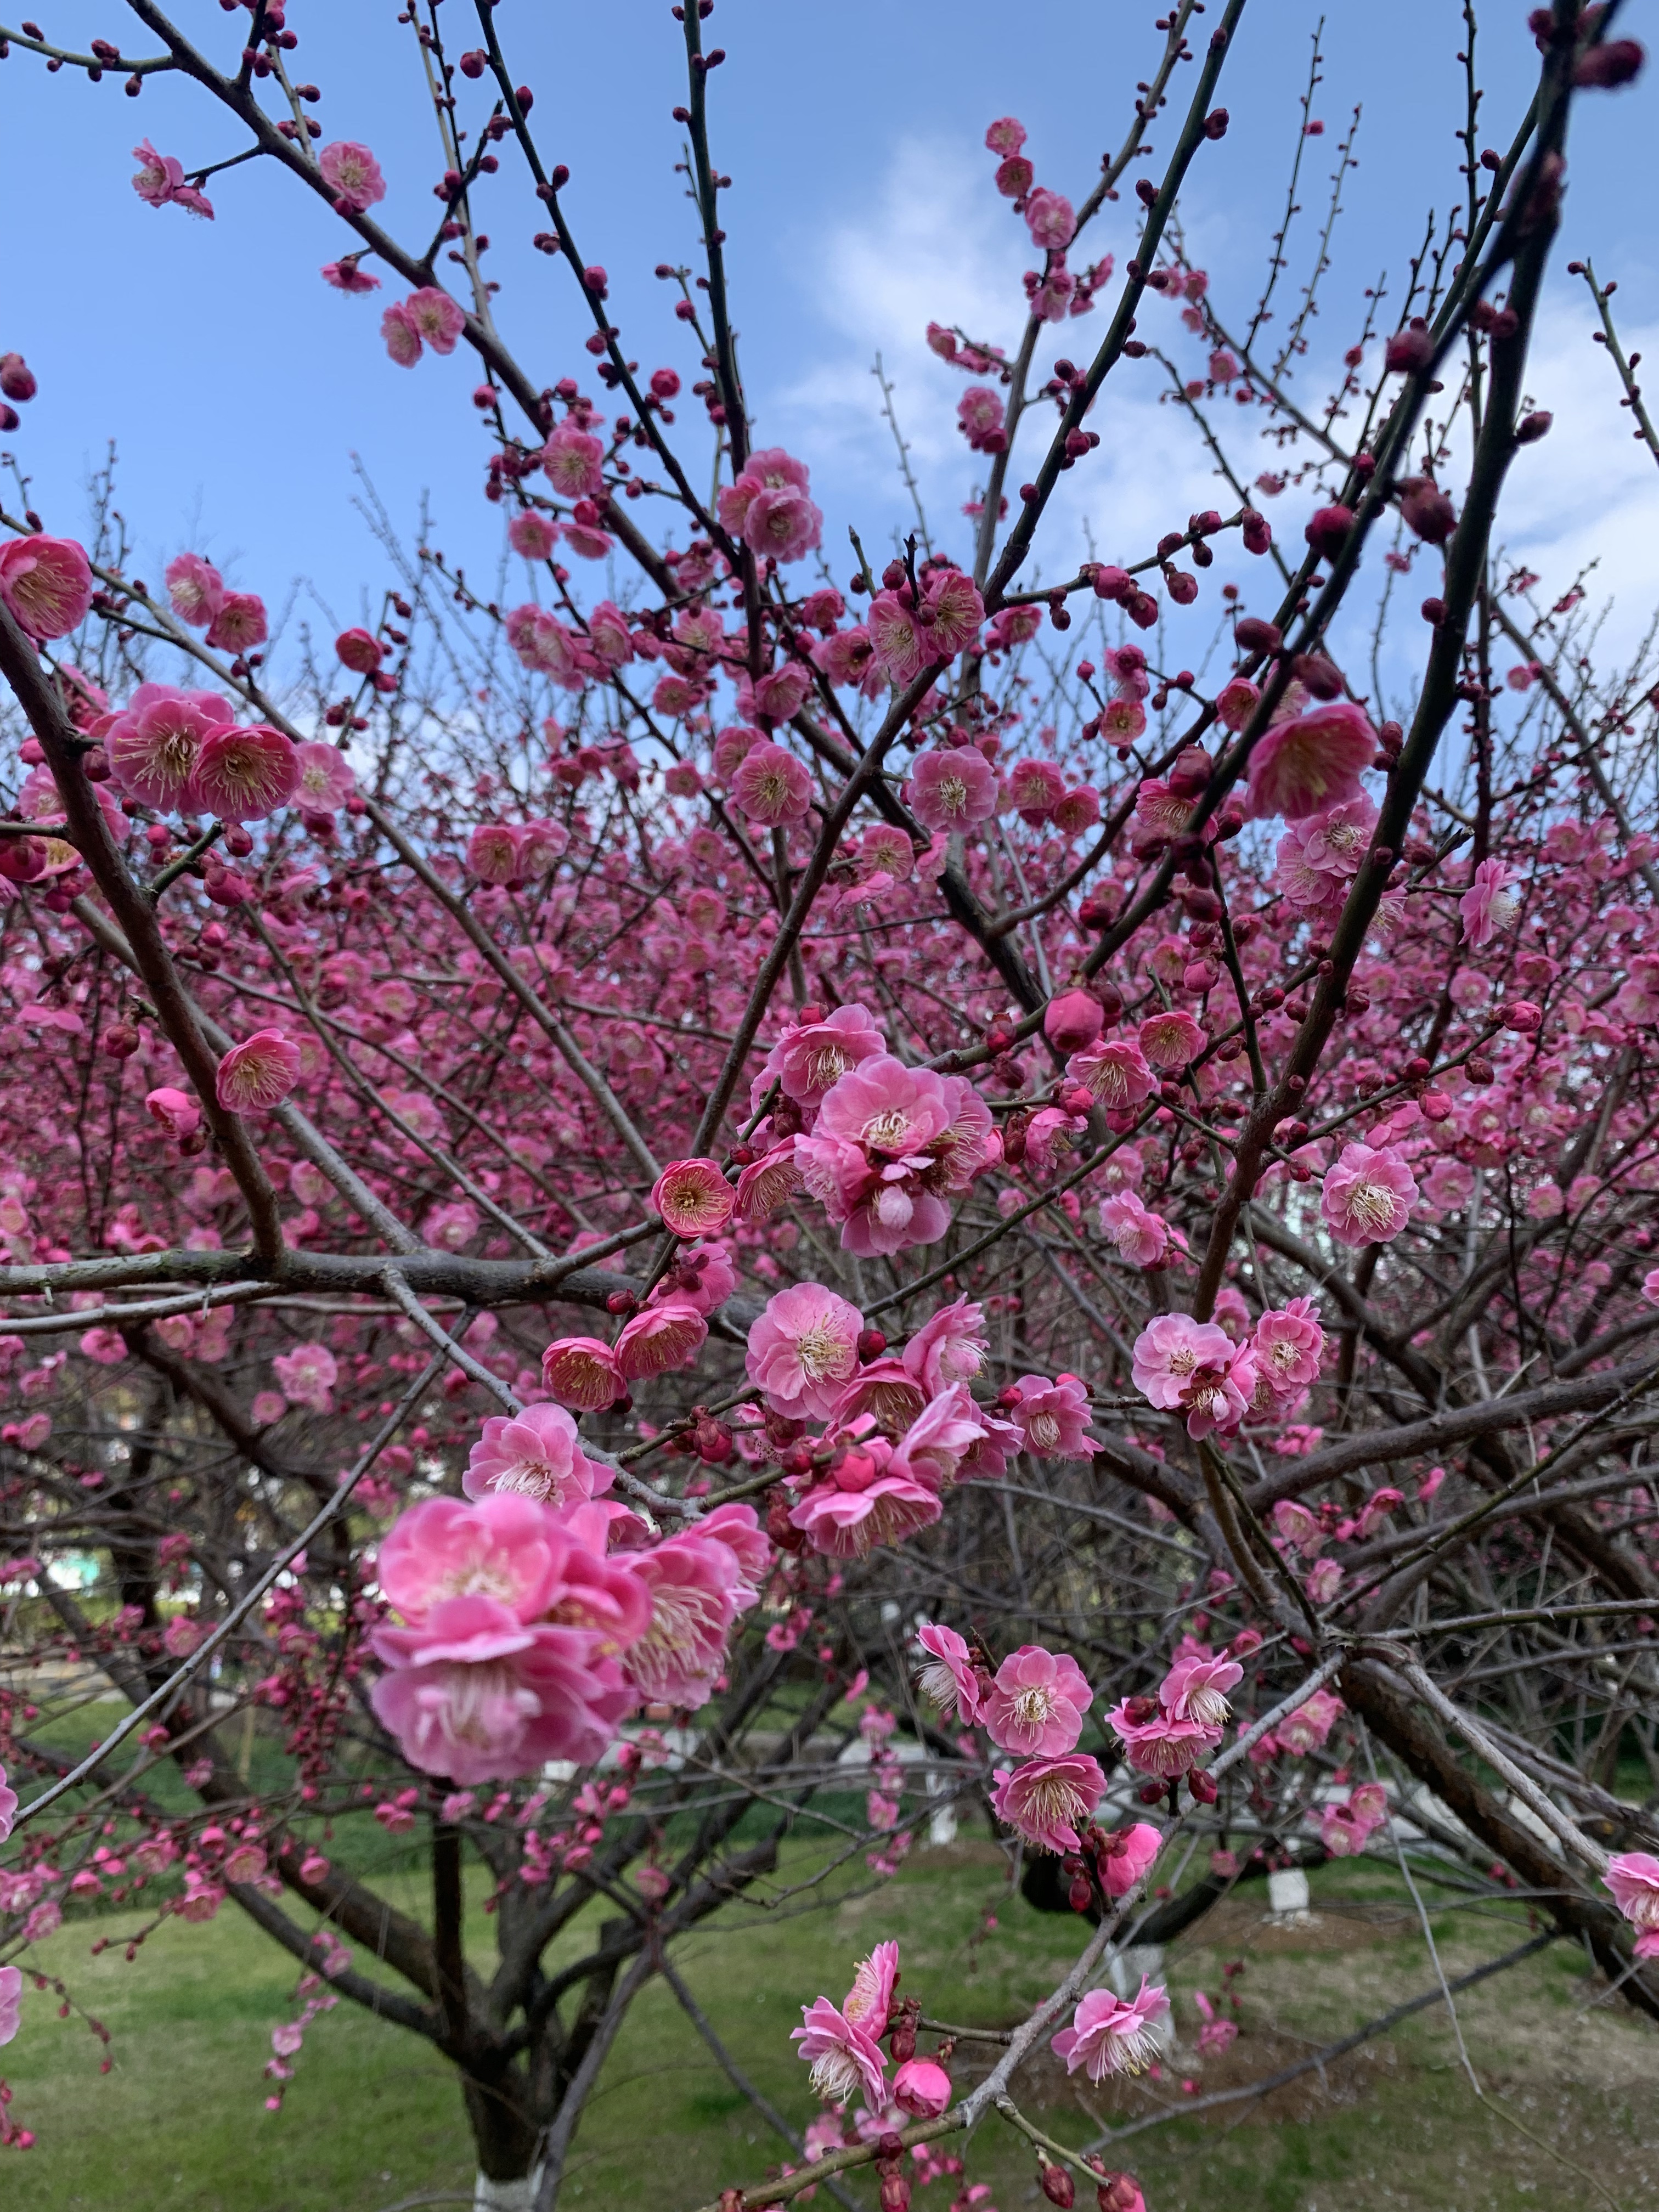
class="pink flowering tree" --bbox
[1,3,1658,2208]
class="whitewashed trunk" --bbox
[474,2170,544,2212]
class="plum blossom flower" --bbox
[914,1622,985,1723]
[1321,1142,1418,1246]
[893,2057,952,2117]
[1252,1296,1325,1397]
[273,1342,337,1415]
[796,1054,993,1257]
[868,571,984,685]
[718,450,823,564]
[1131,1313,1238,1410]
[732,741,813,826]
[1024,187,1076,250]
[791,1996,888,2107]
[1244,699,1375,821]
[789,1464,943,1558]
[1107,1694,1217,1776]
[957,385,1007,453]
[984,1646,1092,1757]
[1097,1821,1162,1898]
[205,592,269,653]
[1099,1190,1181,1267]
[462,1403,606,1510]
[991,1753,1106,1853]
[0,534,93,642]
[613,1301,707,1381]
[901,1296,989,1394]
[1159,1654,1242,1728]
[132,140,213,217]
[0,1963,20,2047]
[0,1759,15,1843]
[165,552,225,629]
[216,1028,302,1113]
[1139,1009,1206,1070]
[1460,858,1522,947]
[144,1086,200,1141]
[746,1283,864,1420]
[540,1337,625,1410]
[1051,1979,1170,2081]
[622,1531,751,1708]
[841,1941,899,2038]
[194,724,300,823]
[321,258,381,293]
[1276,1686,1344,1754]
[1605,1852,1659,1942]
[651,1158,735,1237]
[1069,1034,1155,1110]
[905,746,997,832]
[318,140,387,213]
[1007,1373,1096,1459]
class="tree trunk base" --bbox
[474,2170,544,2212]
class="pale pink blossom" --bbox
[0,1963,21,2047]
[990,1752,1106,1852]
[0,533,93,642]
[294,741,356,814]
[1051,1979,1170,2081]
[1321,1141,1418,1246]
[216,1028,302,1113]
[984,1645,1092,1757]
[318,140,387,213]
[1160,1655,1242,1728]
[888,1382,993,1489]
[622,1532,748,1707]
[371,1609,630,1781]
[869,571,984,684]
[1252,1296,1325,1395]
[1460,857,1523,947]
[1244,699,1375,821]
[755,1005,889,1119]
[1300,795,1378,876]
[273,1342,337,1414]
[901,1297,989,1394]
[462,1403,606,1510]
[746,1283,865,1420]
[789,1466,943,1558]
[791,1995,888,2107]
[1131,1314,1237,1408]
[905,746,997,832]
[1305,1558,1344,1605]
[913,1621,985,1723]
[0,1759,14,1843]
[841,1940,899,2038]
[403,287,466,354]
[732,740,813,826]
[796,1054,992,1257]
[1276,1686,1344,1755]
[1272,1499,1323,1553]
[1097,1821,1162,1898]
[543,425,608,501]
[1605,1851,1659,1934]
[1099,1190,1180,1267]
[1007,1372,1096,1459]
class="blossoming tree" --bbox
[0,2,1657,2209]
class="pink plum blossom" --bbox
[1321,1142,1418,1246]
[990,1752,1106,1852]
[1244,699,1375,821]
[1107,1694,1218,1776]
[841,1940,899,2038]
[145,1086,200,1141]
[652,1158,735,1237]
[622,1532,751,1707]
[795,1054,993,1257]
[1068,1035,1155,1109]
[1024,187,1076,250]
[216,1029,302,1113]
[0,534,93,642]
[294,742,356,814]
[194,724,300,822]
[789,1466,943,1558]
[164,552,225,628]
[205,591,268,653]
[901,1296,989,1393]
[318,140,387,213]
[1138,1009,1206,1070]
[914,1622,985,1723]
[1460,858,1523,947]
[905,746,997,832]
[1099,1190,1180,1267]
[893,2057,953,2117]
[732,741,814,826]
[791,1995,888,2107]
[1277,1686,1344,1755]
[1252,1297,1325,1396]
[746,1283,865,1420]
[1051,1979,1170,2081]
[868,571,984,684]
[1605,1852,1659,1935]
[131,140,213,217]
[1006,1372,1096,1459]
[983,1645,1092,1756]
[1097,1821,1162,1898]
[1160,1654,1242,1728]
[613,1300,707,1380]
[0,1963,19,2047]
[1131,1314,1238,1408]
[462,1403,606,1510]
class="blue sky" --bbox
[4,1,1657,668]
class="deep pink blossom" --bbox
[1321,1142,1418,1246]
[796,1054,992,1256]
[1159,1654,1242,1728]
[195,724,300,822]
[1007,1372,1096,1459]
[1068,1035,1155,1109]
[755,1003,887,1113]
[746,1283,864,1419]
[789,1467,943,1558]
[732,741,814,826]
[984,1645,1092,1756]
[905,746,997,832]
[622,1531,749,1707]
[1098,1190,1180,1267]
[216,1028,302,1113]
[1245,699,1375,821]
[1460,858,1522,947]
[652,1158,735,1237]
[205,592,269,653]
[991,1753,1106,1852]
[869,571,984,684]
[1024,187,1076,251]
[893,2057,953,2117]
[841,1940,899,2039]
[543,425,608,501]
[1605,1852,1659,1934]
[901,1296,989,1393]
[1138,1009,1206,1070]
[1252,1296,1325,1395]
[131,139,213,217]
[165,552,225,628]
[144,1086,200,1141]
[613,1300,707,1380]
[1107,1694,1218,1775]
[1097,1821,1162,1899]
[719,450,822,564]
[0,533,93,642]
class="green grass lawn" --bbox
[4,1838,1656,2212]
